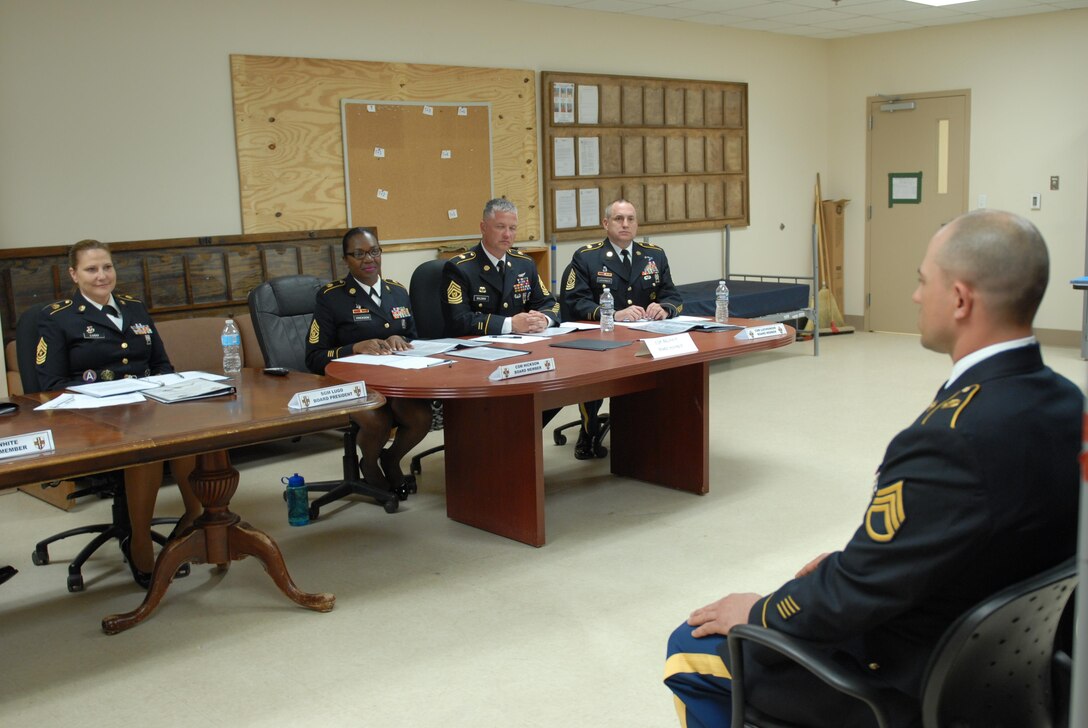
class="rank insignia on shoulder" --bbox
[774,594,802,620]
[36,338,47,365]
[447,281,463,304]
[565,268,576,291]
[865,480,906,543]
[308,319,320,345]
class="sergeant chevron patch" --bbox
[308,319,320,345]
[865,481,906,543]
[447,281,463,304]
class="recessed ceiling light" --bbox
[903,0,979,6]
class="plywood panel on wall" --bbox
[231,55,539,243]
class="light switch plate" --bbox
[1030,193,1042,210]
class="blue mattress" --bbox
[677,279,809,318]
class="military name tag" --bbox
[352,307,372,322]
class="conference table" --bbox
[0,369,385,633]
[327,319,795,547]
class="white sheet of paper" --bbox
[67,379,159,397]
[554,189,578,229]
[553,137,576,177]
[562,322,601,330]
[36,392,147,410]
[578,188,600,227]
[577,85,599,124]
[642,333,699,359]
[552,82,574,124]
[522,326,577,338]
[473,334,540,344]
[336,353,448,369]
[577,137,600,176]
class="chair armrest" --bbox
[727,624,901,728]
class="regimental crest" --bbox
[447,280,463,305]
[865,481,906,543]
[308,319,320,344]
[36,337,47,365]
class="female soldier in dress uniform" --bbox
[36,239,201,588]
[305,228,432,492]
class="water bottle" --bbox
[283,473,309,526]
[221,318,242,374]
[715,280,730,323]
[599,285,615,333]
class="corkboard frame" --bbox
[540,71,748,242]
[231,54,539,249]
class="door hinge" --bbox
[868,115,873,131]
[867,293,871,308]
[867,205,872,221]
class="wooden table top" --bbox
[0,369,385,489]
[326,319,795,399]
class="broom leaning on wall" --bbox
[805,173,853,336]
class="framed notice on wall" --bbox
[342,100,493,243]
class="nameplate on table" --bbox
[642,333,698,359]
[288,381,368,411]
[489,358,556,381]
[735,323,788,341]
[0,430,55,460]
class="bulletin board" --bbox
[230,54,539,246]
[342,100,492,242]
[541,71,748,242]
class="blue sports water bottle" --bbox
[283,473,309,526]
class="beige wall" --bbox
[1,1,1084,336]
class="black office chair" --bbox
[247,274,400,518]
[551,262,610,457]
[16,305,184,592]
[725,556,1078,728]
[406,258,447,476]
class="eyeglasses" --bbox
[346,247,382,260]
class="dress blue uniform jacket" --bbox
[442,243,559,336]
[36,290,174,391]
[732,344,1082,724]
[563,239,682,320]
[305,277,416,375]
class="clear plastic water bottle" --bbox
[221,318,242,374]
[282,473,309,526]
[599,285,615,333]
[715,280,730,323]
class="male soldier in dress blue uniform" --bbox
[663,209,1083,728]
[442,198,559,337]
[562,199,683,459]
[306,228,430,491]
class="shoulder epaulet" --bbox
[575,242,605,255]
[383,278,407,291]
[43,299,73,315]
[320,279,347,294]
[919,383,981,429]
[453,251,477,264]
[635,241,663,251]
[508,249,530,260]
[116,293,142,304]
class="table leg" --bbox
[442,393,546,546]
[609,361,709,494]
[101,450,334,634]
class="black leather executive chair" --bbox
[406,258,447,476]
[551,262,610,457]
[725,557,1078,728]
[17,305,184,592]
[247,274,401,518]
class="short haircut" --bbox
[483,198,517,220]
[68,239,111,269]
[604,199,636,220]
[341,227,378,257]
[939,209,1049,326]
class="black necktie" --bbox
[103,304,119,318]
[367,286,381,308]
[496,259,505,280]
[621,249,631,273]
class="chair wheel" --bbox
[175,563,191,579]
[67,574,84,592]
[410,459,422,475]
[594,444,609,458]
[553,432,567,446]
[32,548,49,566]
[383,497,399,514]
[308,504,321,521]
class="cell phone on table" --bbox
[262,367,289,377]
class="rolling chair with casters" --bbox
[406,258,447,476]
[725,556,1078,728]
[247,274,402,518]
[16,305,187,592]
[551,262,610,459]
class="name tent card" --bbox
[288,381,368,411]
[0,430,56,460]
[642,333,698,359]
[735,323,789,341]
[489,358,556,382]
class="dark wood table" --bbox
[0,369,385,633]
[327,320,794,546]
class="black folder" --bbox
[549,339,634,351]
